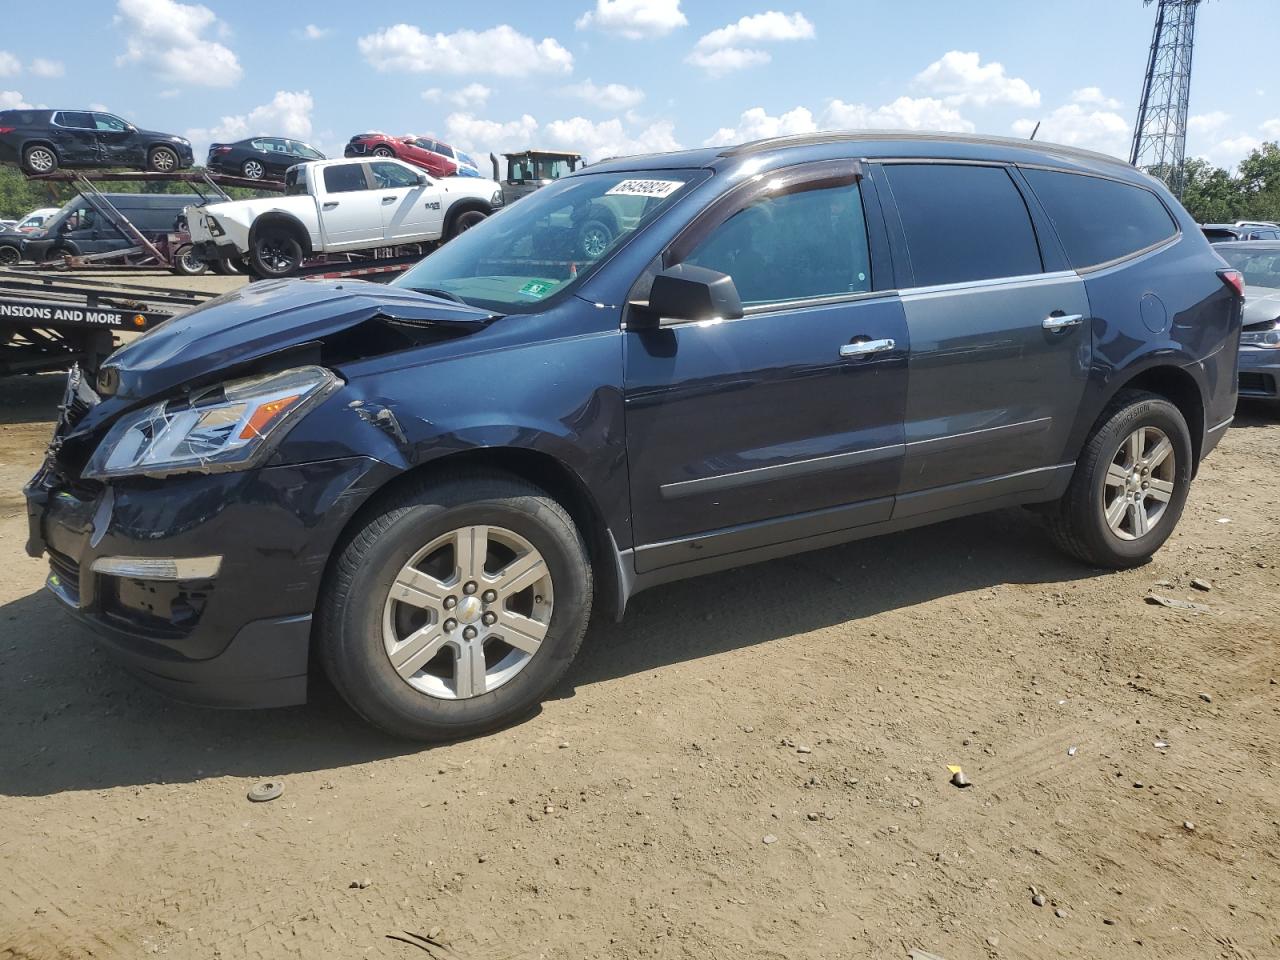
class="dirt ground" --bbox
[0,353,1277,959]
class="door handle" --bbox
[1042,313,1084,331]
[382,196,397,204]
[839,338,896,358]
[322,201,339,210]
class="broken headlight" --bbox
[83,366,339,480]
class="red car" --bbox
[343,133,480,178]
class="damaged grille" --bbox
[47,549,81,605]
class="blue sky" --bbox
[1,0,1276,171]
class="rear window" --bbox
[882,163,1043,287]
[285,166,309,196]
[1022,169,1178,269]
[323,163,368,193]
[0,110,44,126]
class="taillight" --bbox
[1219,269,1245,298]
[213,146,232,154]
[0,127,14,134]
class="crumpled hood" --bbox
[97,278,496,401]
[1243,285,1280,328]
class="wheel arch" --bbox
[328,444,627,623]
[443,199,493,235]
[1093,363,1207,469]
[248,212,314,257]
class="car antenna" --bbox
[1028,121,1041,141]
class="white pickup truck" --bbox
[189,157,504,278]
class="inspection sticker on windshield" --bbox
[519,279,556,298]
[606,179,683,199]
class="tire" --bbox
[1044,389,1193,568]
[148,146,180,173]
[445,208,488,240]
[373,146,395,158]
[242,159,265,180]
[0,244,20,266]
[318,470,593,741]
[577,218,614,260]
[22,144,58,175]
[171,245,209,276]
[249,226,303,278]
[211,256,244,276]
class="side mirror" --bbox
[415,173,428,186]
[58,220,73,234]
[633,264,744,328]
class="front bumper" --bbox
[192,239,241,262]
[25,455,392,708]
[1238,348,1280,401]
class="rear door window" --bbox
[92,114,128,132]
[1021,168,1178,269]
[882,163,1043,287]
[323,163,370,193]
[683,182,872,306]
[55,111,95,129]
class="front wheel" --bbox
[148,146,180,172]
[0,244,20,266]
[171,245,209,276]
[249,227,303,278]
[318,471,593,741]
[445,208,488,240]
[373,146,395,158]
[577,219,614,260]
[1044,390,1193,568]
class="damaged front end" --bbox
[23,278,500,707]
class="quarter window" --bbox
[883,163,1043,286]
[682,183,872,306]
[92,114,128,132]
[1022,168,1178,269]
[323,163,370,193]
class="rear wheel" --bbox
[1044,390,1193,568]
[318,471,592,741]
[148,146,180,172]
[171,245,209,276]
[373,146,395,158]
[241,158,265,180]
[249,227,303,278]
[211,256,245,276]
[578,219,614,260]
[0,244,20,266]
[22,144,58,175]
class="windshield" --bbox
[393,171,698,312]
[1219,247,1280,289]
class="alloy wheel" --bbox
[1101,425,1176,540]
[381,525,554,700]
[581,225,610,259]
[152,149,177,172]
[243,159,265,179]
[260,239,297,273]
[374,147,394,157]
[27,148,55,173]
[0,246,19,266]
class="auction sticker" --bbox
[606,179,683,199]
[518,279,557,298]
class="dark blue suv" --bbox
[25,132,1242,739]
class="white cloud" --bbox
[88,103,112,113]
[443,111,678,162]
[0,52,18,77]
[303,24,330,40]
[185,90,314,155]
[703,106,816,146]
[704,94,974,148]
[0,91,32,110]
[358,24,572,77]
[1261,118,1280,139]
[576,0,687,38]
[1012,102,1129,158]
[30,58,65,78]
[685,47,771,76]
[1191,133,1262,171]
[565,79,645,111]
[914,51,1039,108]
[423,84,492,108]
[687,11,813,76]
[1188,111,1231,137]
[114,0,242,87]
[1072,86,1121,109]
[826,95,974,132]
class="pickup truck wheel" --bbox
[148,146,180,172]
[578,219,614,260]
[22,144,58,175]
[171,245,209,276]
[446,209,488,240]
[211,256,244,276]
[0,244,20,266]
[250,228,303,278]
[318,470,593,741]
[1043,390,1192,569]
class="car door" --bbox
[92,113,137,166]
[317,162,385,249]
[369,160,443,242]
[262,139,293,178]
[50,112,99,165]
[872,161,1092,518]
[623,160,910,572]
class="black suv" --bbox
[25,132,1242,740]
[0,109,194,175]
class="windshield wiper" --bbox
[414,287,468,306]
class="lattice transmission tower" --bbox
[1130,0,1202,197]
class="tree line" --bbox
[0,165,268,221]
